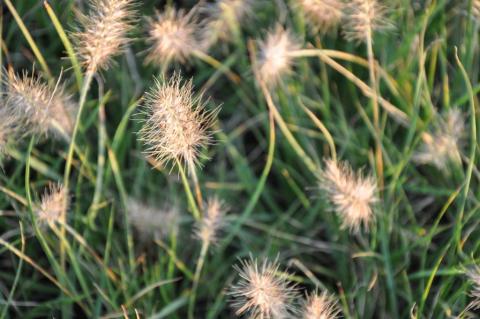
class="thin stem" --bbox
[188,240,209,319]
[366,31,384,189]
[62,70,93,266]
[176,159,201,220]
[189,162,204,210]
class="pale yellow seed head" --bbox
[195,196,228,245]
[74,0,136,73]
[36,184,69,226]
[414,109,464,170]
[473,0,480,20]
[257,26,301,87]
[467,267,480,310]
[343,0,392,43]
[146,7,199,66]
[200,0,253,49]
[5,71,77,139]
[127,198,180,241]
[319,159,377,233]
[302,291,340,319]
[229,257,298,318]
[139,74,218,170]
[297,0,344,33]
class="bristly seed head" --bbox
[228,256,298,318]
[195,196,228,245]
[467,266,480,310]
[146,6,200,66]
[36,184,69,226]
[0,105,22,157]
[297,0,344,33]
[200,0,253,49]
[73,0,136,73]
[302,291,341,319]
[257,26,301,87]
[413,109,465,170]
[138,73,218,171]
[127,198,180,241]
[473,0,480,20]
[319,159,378,233]
[4,70,75,139]
[342,0,393,43]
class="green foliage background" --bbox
[1,0,480,318]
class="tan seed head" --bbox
[343,0,392,43]
[297,0,344,32]
[194,196,228,245]
[319,159,378,233]
[36,184,69,226]
[139,74,218,171]
[302,291,340,319]
[228,256,298,318]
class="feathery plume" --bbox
[413,109,464,170]
[36,184,69,226]
[127,198,180,241]
[342,0,392,43]
[297,0,344,32]
[302,291,340,319]
[194,196,228,245]
[200,0,253,49]
[0,106,22,157]
[319,159,377,233]
[4,70,75,138]
[146,7,199,66]
[257,26,301,86]
[73,0,136,73]
[473,0,480,20]
[467,267,480,310]
[228,256,298,318]
[138,74,218,170]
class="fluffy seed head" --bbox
[228,257,298,318]
[297,0,344,32]
[302,291,340,319]
[195,196,228,245]
[36,184,69,226]
[127,198,180,241]
[146,7,199,66]
[319,159,377,233]
[0,106,22,157]
[413,109,464,170]
[343,0,392,43]
[139,74,218,170]
[74,0,136,73]
[467,267,480,310]
[200,0,253,49]
[4,70,75,138]
[473,1,480,19]
[257,27,301,86]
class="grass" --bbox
[0,0,480,318]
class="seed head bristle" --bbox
[473,0,480,19]
[74,0,136,73]
[195,196,228,245]
[302,291,340,319]
[0,105,22,157]
[467,267,480,310]
[343,0,392,43]
[413,109,464,170]
[319,159,377,233]
[228,256,298,318]
[139,73,218,171]
[146,6,199,66]
[257,26,301,87]
[297,0,344,33]
[200,0,253,49]
[36,183,69,226]
[127,198,180,241]
[4,70,77,139]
